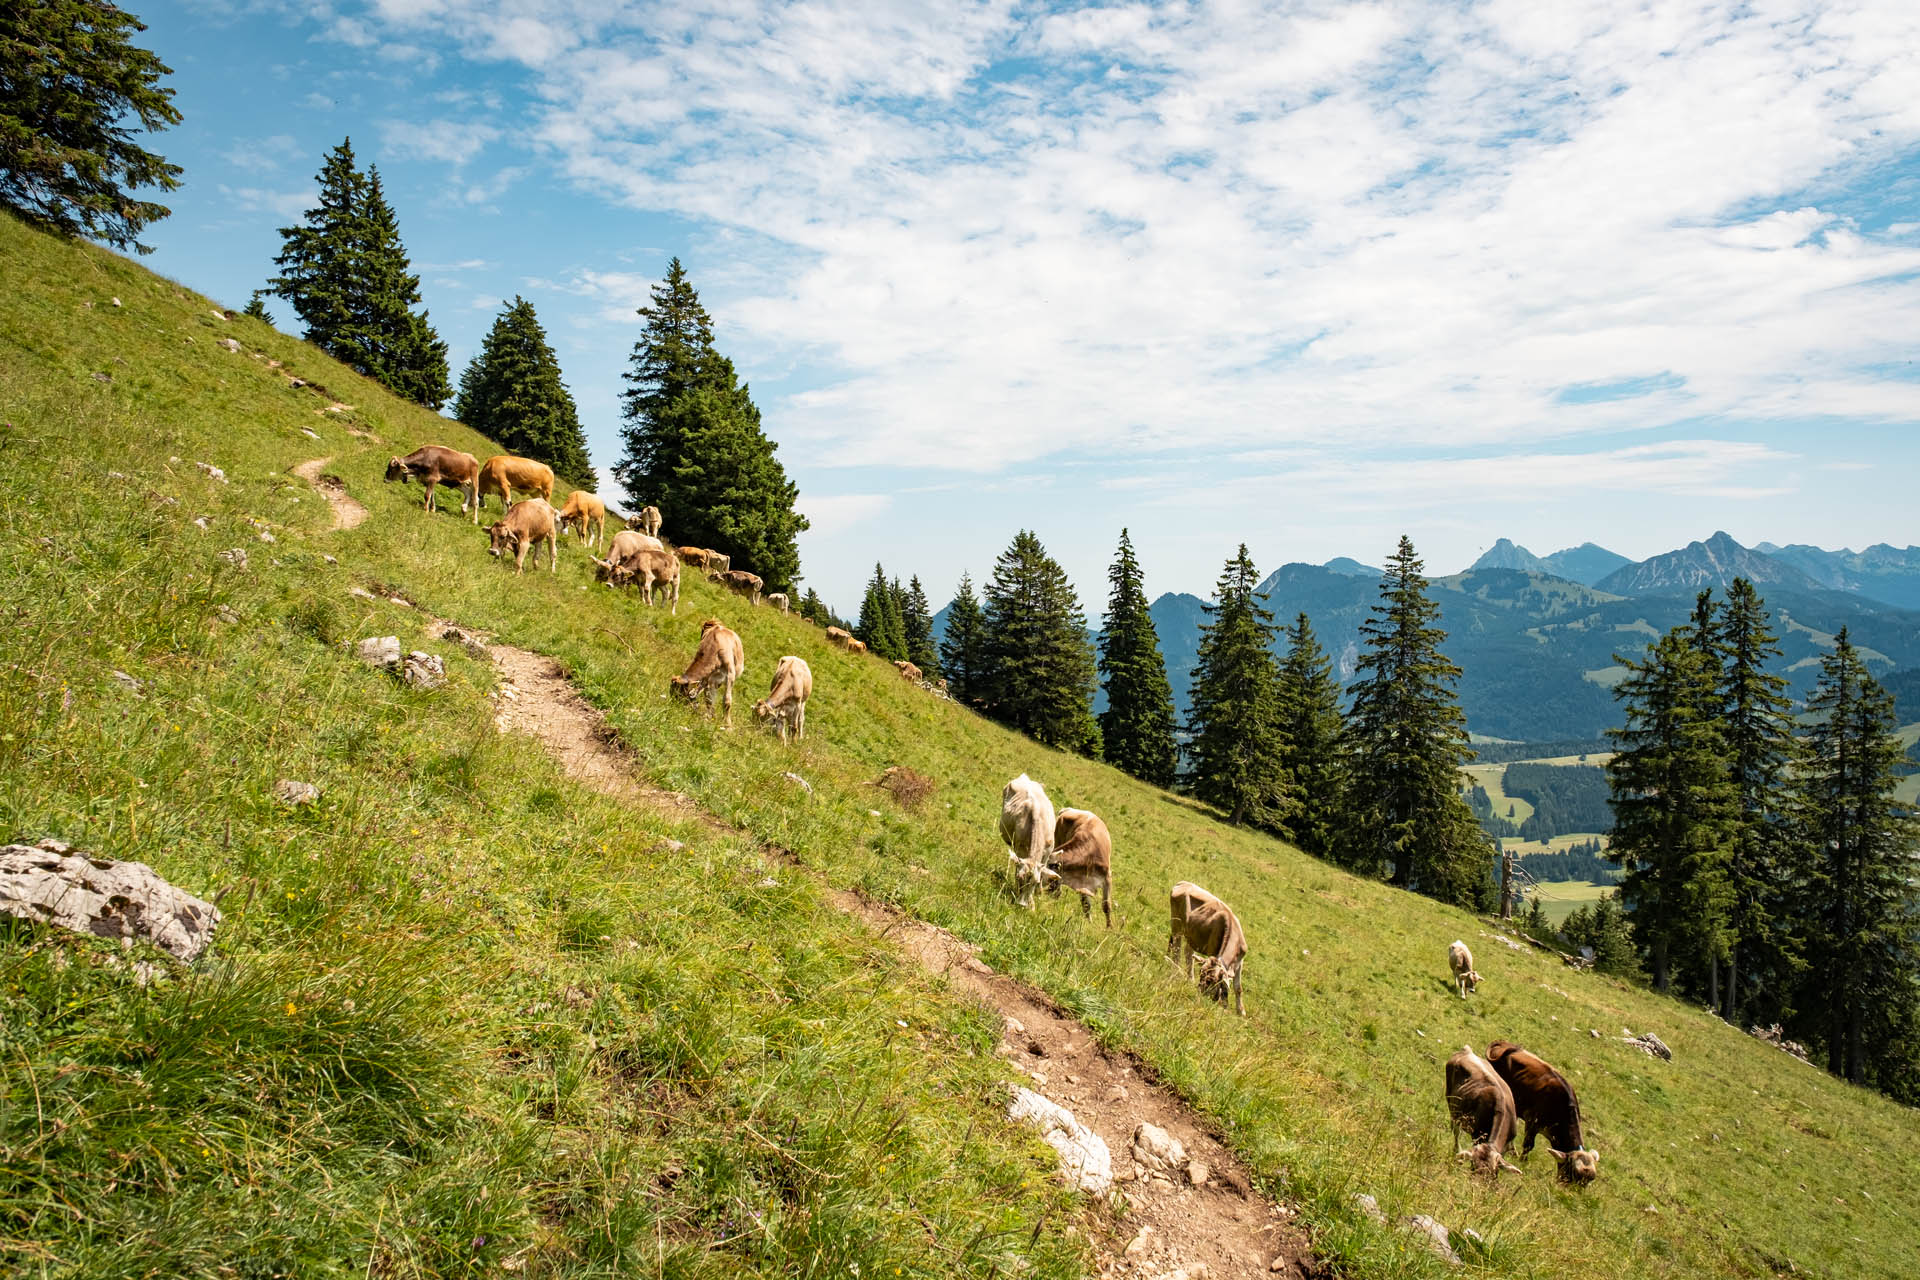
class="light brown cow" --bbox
[1038,808,1112,926]
[1168,881,1248,1015]
[633,505,662,537]
[766,591,790,613]
[1450,940,1482,998]
[475,455,555,519]
[385,446,478,515]
[1486,1041,1598,1183]
[754,655,812,743]
[1445,1047,1523,1178]
[590,530,665,587]
[670,619,746,727]
[845,638,867,654]
[894,660,922,682]
[557,491,606,548]
[825,626,854,648]
[677,546,720,571]
[1000,773,1057,908]
[713,569,763,605]
[485,497,558,574]
[627,547,680,612]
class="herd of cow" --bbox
[384,443,1599,1190]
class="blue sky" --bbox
[131,0,1920,615]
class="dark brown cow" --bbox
[1445,1047,1522,1178]
[1487,1041,1598,1183]
[713,568,763,605]
[385,446,478,515]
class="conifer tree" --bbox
[902,576,940,677]
[1,0,182,253]
[617,260,806,587]
[243,290,273,324]
[270,141,449,409]
[454,297,594,487]
[1338,537,1487,906]
[1186,545,1293,827]
[1791,630,1918,1089]
[797,588,831,628]
[857,563,907,660]
[978,531,1100,755]
[940,573,989,709]
[1604,630,1735,993]
[1275,611,1345,859]
[1097,529,1179,788]
[1563,894,1645,978]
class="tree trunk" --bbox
[1725,945,1740,1024]
[1709,954,1720,1014]
[1499,845,1514,920]
[1652,938,1670,993]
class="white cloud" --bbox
[797,493,893,537]
[222,134,302,172]
[381,118,500,167]
[217,183,317,219]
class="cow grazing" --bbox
[1450,940,1482,998]
[999,773,1057,908]
[825,626,854,648]
[1041,808,1113,926]
[845,638,867,654]
[709,551,731,573]
[1487,1041,1599,1183]
[557,491,606,548]
[633,505,662,537]
[766,592,790,613]
[384,446,478,515]
[485,497,558,574]
[676,546,719,571]
[714,569,763,605]
[622,547,680,612]
[1445,1047,1522,1178]
[475,455,555,517]
[894,660,922,682]
[1167,881,1248,1015]
[590,530,666,585]
[670,620,746,727]
[754,655,812,743]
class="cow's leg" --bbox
[515,537,529,574]
[1521,1121,1537,1155]
[1100,876,1112,928]
[422,477,436,511]
[722,673,735,728]
[794,701,804,740]
[548,532,557,573]
[1232,967,1244,1017]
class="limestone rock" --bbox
[1187,1158,1211,1187]
[218,547,248,570]
[217,337,242,353]
[1404,1215,1462,1266]
[436,624,489,659]
[0,839,221,963]
[356,635,401,669]
[273,779,319,806]
[401,651,446,689]
[782,771,813,794]
[195,461,227,482]
[1353,1192,1386,1224]
[110,669,144,695]
[1131,1121,1188,1176]
[1006,1086,1112,1196]
[1623,1030,1673,1061]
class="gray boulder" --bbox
[0,839,221,963]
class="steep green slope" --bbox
[4,213,1916,1280]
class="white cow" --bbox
[999,773,1056,908]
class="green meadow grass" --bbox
[1526,881,1615,926]
[1461,764,1534,828]
[4,212,1918,1279]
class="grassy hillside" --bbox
[4,213,1917,1279]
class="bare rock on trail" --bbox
[1,839,221,963]
[402,651,446,690]
[1132,1121,1189,1177]
[1006,1086,1112,1196]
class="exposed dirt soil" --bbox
[471,627,1322,1279]
[292,457,369,530]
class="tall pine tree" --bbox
[1186,546,1292,827]
[978,531,1100,756]
[1338,537,1487,906]
[903,576,940,677]
[857,563,907,660]
[1604,630,1735,994]
[617,260,806,588]
[1097,529,1179,788]
[1791,630,1918,1090]
[1275,612,1346,860]
[455,297,594,487]
[270,141,449,410]
[940,574,989,709]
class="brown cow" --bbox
[1487,1041,1598,1183]
[825,626,854,648]
[670,619,746,727]
[385,446,478,515]
[621,547,680,613]
[1001,773,1057,907]
[677,546,720,571]
[475,455,555,519]
[633,505,662,537]
[485,497,558,574]
[754,655,812,743]
[713,568,763,605]
[845,638,867,654]
[1038,808,1113,926]
[1168,881,1247,1015]
[894,660,922,682]
[1445,1047,1522,1178]
[557,491,606,549]
[591,529,666,587]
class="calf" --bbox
[633,505,662,537]
[999,773,1057,908]
[766,591,790,613]
[591,530,666,586]
[384,445,478,515]
[485,497,558,574]
[557,491,606,548]
[1041,808,1112,926]
[1487,1041,1598,1183]
[754,655,812,743]
[845,637,867,654]
[1450,940,1481,998]
[894,660,922,682]
[1445,1047,1522,1178]
[670,619,746,727]
[1167,881,1248,1015]
[714,568,763,605]
[621,547,680,613]
[475,455,555,518]
[825,626,854,648]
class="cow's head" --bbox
[1195,956,1233,1002]
[1461,1143,1522,1178]
[1006,851,1057,908]
[486,522,513,557]
[384,457,410,482]
[753,698,775,722]
[1548,1147,1599,1184]
[669,674,698,702]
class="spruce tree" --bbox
[454,297,594,486]
[270,141,449,410]
[903,576,940,677]
[1275,611,1345,859]
[1604,630,1735,993]
[1338,537,1488,906]
[1791,630,1918,1089]
[978,531,1100,756]
[857,563,907,660]
[617,261,806,587]
[243,290,273,324]
[1,0,182,253]
[940,574,989,709]
[1097,529,1179,788]
[1186,545,1293,827]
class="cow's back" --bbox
[771,655,812,704]
[1000,774,1055,861]
[1052,808,1111,873]
[1488,1041,1583,1148]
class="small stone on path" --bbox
[274,779,319,806]
[402,651,446,689]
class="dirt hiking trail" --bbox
[292,457,369,530]
[480,633,1323,1279]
